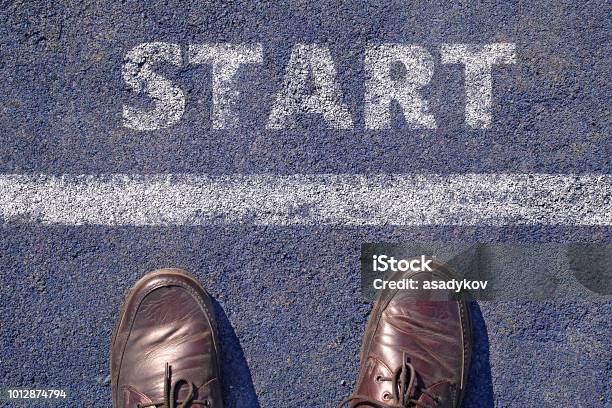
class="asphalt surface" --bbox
[0,1,610,407]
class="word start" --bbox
[122,42,516,131]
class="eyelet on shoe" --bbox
[382,392,392,400]
[375,375,382,383]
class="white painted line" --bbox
[0,174,609,226]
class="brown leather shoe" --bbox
[338,260,472,408]
[110,268,223,407]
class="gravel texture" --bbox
[0,1,610,407]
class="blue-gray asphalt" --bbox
[0,1,610,407]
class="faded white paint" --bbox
[121,42,518,130]
[267,44,353,129]
[189,44,263,129]
[364,45,436,129]
[122,42,185,131]
[0,174,608,226]
[441,43,516,128]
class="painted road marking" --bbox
[0,174,608,226]
[122,42,516,130]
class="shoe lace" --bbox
[336,362,440,408]
[136,363,211,408]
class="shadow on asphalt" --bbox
[463,301,494,407]
[211,298,261,408]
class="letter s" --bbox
[377,255,388,272]
[122,42,185,130]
